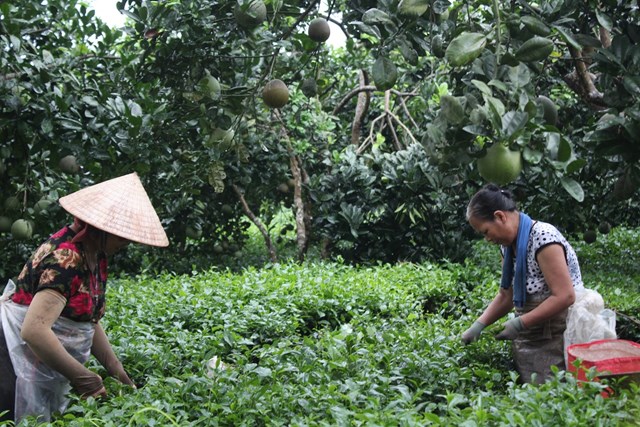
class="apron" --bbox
[512,293,568,384]
[0,318,16,422]
[0,281,95,423]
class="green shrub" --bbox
[309,144,476,264]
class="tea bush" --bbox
[5,232,639,426]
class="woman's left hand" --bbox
[495,317,525,340]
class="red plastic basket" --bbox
[567,339,640,396]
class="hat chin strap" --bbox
[70,218,107,268]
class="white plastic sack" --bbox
[0,280,95,423]
[564,289,616,366]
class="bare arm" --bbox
[21,289,106,398]
[518,243,576,328]
[478,286,515,327]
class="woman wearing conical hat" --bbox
[0,173,168,423]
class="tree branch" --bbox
[351,69,370,145]
[334,86,418,114]
[280,0,320,41]
[565,45,606,109]
[231,183,277,262]
[274,110,309,261]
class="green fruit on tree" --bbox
[308,18,330,42]
[185,226,202,239]
[234,0,267,29]
[440,95,465,124]
[583,229,597,244]
[431,35,445,58]
[371,56,397,91]
[477,143,523,185]
[209,128,235,149]
[598,221,611,234]
[4,196,20,212]
[221,204,233,215]
[277,183,289,193]
[536,95,558,126]
[0,216,11,232]
[198,71,221,100]
[262,79,289,108]
[300,78,318,97]
[11,219,33,240]
[613,173,636,201]
[213,244,224,254]
[34,198,53,213]
[59,155,80,173]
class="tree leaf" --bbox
[362,8,391,24]
[557,137,572,162]
[560,177,584,202]
[445,32,487,67]
[471,80,492,96]
[552,26,582,50]
[398,0,429,16]
[623,75,640,95]
[523,147,543,164]
[596,9,613,32]
[501,111,528,140]
[566,158,586,174]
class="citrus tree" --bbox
[1,0,639,277]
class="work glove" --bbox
[495,317,525,341]
[461,320,486,344]
[71,372,107,399]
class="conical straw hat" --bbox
[59,172,169,247]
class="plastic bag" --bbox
[564,289,616,366]
[0,280,95,423]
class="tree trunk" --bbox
[274,111,310,262]
[231,183,277,262]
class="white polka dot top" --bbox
[502,221,584,297]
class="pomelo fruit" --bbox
[235,0,267,29]
[300,78,318,97]
[477,143,523,185]
[11,219,33,240]
[308,18,330,42]
[262,79,289,108]
[583,229,597,244]
[59,155,80,173]
[536,95,558,126]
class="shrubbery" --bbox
[6,232,638,426]
[309,144,477,264]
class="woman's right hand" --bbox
[87,386,107,400]
[461,320,486,344]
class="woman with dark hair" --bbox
[0,173,169,423]
[461,184,584,384]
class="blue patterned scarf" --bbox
[500,212,532,308]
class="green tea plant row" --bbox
[7,229,640,426]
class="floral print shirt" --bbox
[12,226,108,323]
